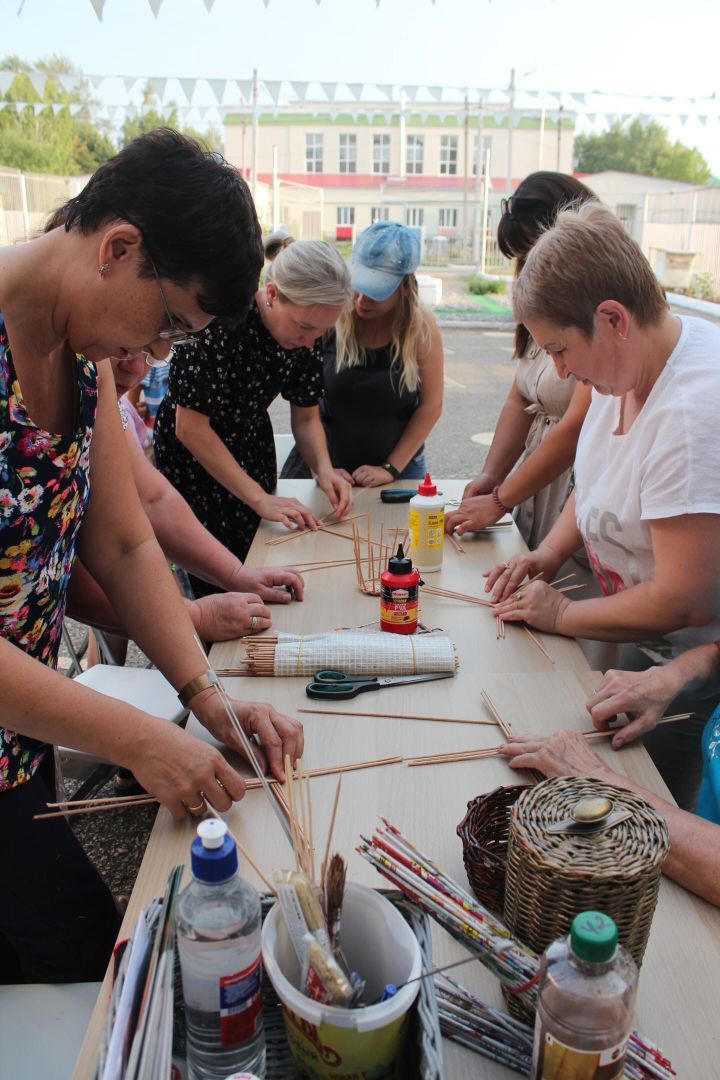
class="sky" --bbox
[2,0,720,172]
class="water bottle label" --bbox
[219,957,263,1048]
[532,1024,626,1079]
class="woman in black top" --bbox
[282,221,443,486]
[154,241,353,594]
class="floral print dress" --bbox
[0,316,97,791]
[153,302,323,579]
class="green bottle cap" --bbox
[570,911,618,963]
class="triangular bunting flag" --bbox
[59,74,78,93]
[262,0,271,8]
[89,0,106,18]
[291,81,309,101]
[123,77,137,94]
[377,84,394,101]
[28,72,45,96]
[208,78,226,104]
[236,79,253,101]
[71,103,83,116]
[347,83,363,101]
[264,80,282,104]
[403,85,419,102]
[33,103,44,116]
[150,77,167,100]
[148,0,164,16]
[180,78,196,103]
[90,75,104,91]
[202,0,216,10]
[321,82,337,102]
[428,86,443,102]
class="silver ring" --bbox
[250,615,258,631]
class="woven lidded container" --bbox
[504,776,669,974]
[457,785,530,916]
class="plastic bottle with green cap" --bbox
[531,911,638,1080]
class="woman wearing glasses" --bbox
[0,130,303,983]
[153,239,354,596]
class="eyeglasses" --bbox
[147,254,194,347]
[142,348,172,370]
[501,197,514,216]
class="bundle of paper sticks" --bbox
[358,820,675,1080]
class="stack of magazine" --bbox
[96,865,184,1080]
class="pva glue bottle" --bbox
[380,544,420,634]
[408,473,445,573]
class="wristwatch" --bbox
[382,461,400,480]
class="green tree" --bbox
[120,82,222,152]
[0,54,115,174]
[575,119,711,185]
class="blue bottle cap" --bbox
[190,819,238,883]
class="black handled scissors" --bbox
[306,669,454,700]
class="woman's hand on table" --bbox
[351,464,396,488]
[499,730,614,781]
[586,667,678,749]
[252,492,320,532]
[196,691,304,782]
[494,579,571,635]
[227,565,305,604]
[445,494,503,535]
[190,592,272,641]
[483,546,563,603]
[126,715,247,821]
[315,467,354,518]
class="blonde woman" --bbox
[282,221,444,486]
[154,240,354,595]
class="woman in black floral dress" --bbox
[154,240,354,595]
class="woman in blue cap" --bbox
[282,220,444,486]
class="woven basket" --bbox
[504,776,669,971]
[457,784,530,916]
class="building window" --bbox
[405,207,424,228]
[371,206,390,224]
[339,134,357,174]
[337,206,355,226]
[373,134,390,174]
[406,135,424,175]
[305,133,323,174]
[440,135,458,176]
[438,208,458,229]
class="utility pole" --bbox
[251,67,259,200]
[399,88,407,180]
[462,92,469,246]
[473,99,485,269]
[505,67,515,195]
[538,91,546,169]
[556,103,564,171]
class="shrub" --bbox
[688,271,715,302]
[468,275,505,295]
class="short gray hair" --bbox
[266,239,351,308]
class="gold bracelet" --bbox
[177,670,219,708]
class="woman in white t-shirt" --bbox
[485,201,720,808]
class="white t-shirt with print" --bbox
[574,315,720,663]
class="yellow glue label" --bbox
[282,1003,409,1079]
[531,1024,626,1080]
[424,510,445,548]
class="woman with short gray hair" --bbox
[154,239,353,594]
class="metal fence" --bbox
[0,167,86,244]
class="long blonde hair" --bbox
[334,274,429,393]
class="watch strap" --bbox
[178,670,219,708]
[382,461,400,480]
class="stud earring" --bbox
[265,300,272,308]
[98,263,110,277]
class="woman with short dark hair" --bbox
[0,129,303,983]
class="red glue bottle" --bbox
[380,544,420,635]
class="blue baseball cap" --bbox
[349,221,421,301]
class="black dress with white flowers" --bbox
[153,302,323,594]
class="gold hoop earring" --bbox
[98,263,109,277]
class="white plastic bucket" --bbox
[262,882,422,1079]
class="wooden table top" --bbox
[73,480,720,1080]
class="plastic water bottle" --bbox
[176,819,266,1080]
[531,911,638,1080]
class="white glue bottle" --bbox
[175,819,266,1080]
[408,473,445,573]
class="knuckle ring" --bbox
[250,615,258,631]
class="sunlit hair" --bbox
[265,239,351,308]
[497,172,597,358]
[513,201,668,338]
[335,275,429,394]
[263,228,294,262]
